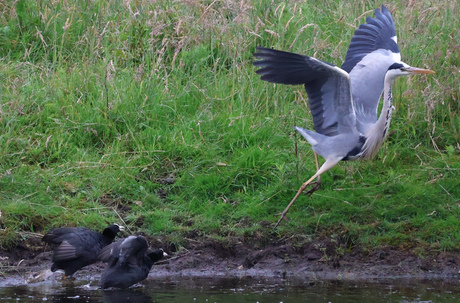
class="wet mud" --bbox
[1,235,459,288]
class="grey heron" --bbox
[253,5,434,227]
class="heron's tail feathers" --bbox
[294,126,325,146]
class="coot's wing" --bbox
[99,238,125,266]
[42,227,86,244]
[118,236,149,266]
[44,228,97,261]
[58,229,103,258]
[52,241,78,261]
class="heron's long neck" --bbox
[362,76,394,159]
[379,78,394,140]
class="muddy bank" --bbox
[1,235,459,288]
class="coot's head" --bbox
[102,224,124,240]
[148,248,168,263]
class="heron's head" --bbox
[386,62,434,81]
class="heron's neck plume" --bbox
[361,76,395,159]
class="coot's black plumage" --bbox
[42,224,123,276]
[99,235,167,289]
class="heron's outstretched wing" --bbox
[342,5,399,73]
[254,47,356,136]
[341,5,401,127]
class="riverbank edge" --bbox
[1,236,459,287]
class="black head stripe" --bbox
[388,63,404,70]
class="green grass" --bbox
[0,0,459,254]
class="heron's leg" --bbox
[305,152,321,196]
[274,157,341,228]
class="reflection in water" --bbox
[0,276,459,302]
[102,288,152,303]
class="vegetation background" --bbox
[0,0,458,256]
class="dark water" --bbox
[0,276,459,302]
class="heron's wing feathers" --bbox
[254,47,356,136]
[341,5,399,73]
[341,5,400,128]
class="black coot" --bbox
[99,235,167,289]
[42,224,124,276]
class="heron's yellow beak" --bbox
[406,67,435,74]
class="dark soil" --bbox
[1,234,460,287]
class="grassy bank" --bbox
[0,0,459,254]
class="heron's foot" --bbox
[305,180,321,196]
[274,211,289,228]
[274,175,320,228]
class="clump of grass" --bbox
[0,0,459,253]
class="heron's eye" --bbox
[388,62,405,70]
